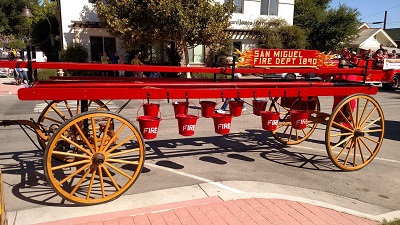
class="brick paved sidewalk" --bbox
[34,198,379,225]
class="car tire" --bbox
[285,73,296,80]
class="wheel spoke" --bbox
[73,123,95,154]
[102,164,120,191]
[361,117,382,130]
[52,150,91,159]
[359,106,377,128]
[105,134,136,155]
[359,138,375,155]
[107,158,140,165]
[363,135,380,144]
[58,163,91,185]
[337,110,353,129]
[62,101,73,118]
[108,148,140,158]
[332,121,353,132]
[52,159,91,171]
[101,124,126,153]
[98,166,105,198]
[60,135,93,156]
[99,118,112,152]
[357,139,365,163]
[70,166,92,196]
[86,168,97,200]
[91,117,99,152]
[42,116,63,124]
[105,162,132,179]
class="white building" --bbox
[53,0,294,64]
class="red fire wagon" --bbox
[0,49,389,205]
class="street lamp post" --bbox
[20,6,34,85]
[20,6,53,85]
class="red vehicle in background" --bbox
[315,56,400,91]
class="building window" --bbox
[90,36,116,62]
[233,42,242,53]
[188,45,204,64]
[225,0,243,13]
[88,0,98,3]
[261,0,278,16]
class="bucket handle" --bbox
[251,99,268,113]
[136,103,162,120]
[188,101,200,118]
[290,98,308,112]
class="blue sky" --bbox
[329,0,400,29]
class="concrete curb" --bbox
[8,181,399,225]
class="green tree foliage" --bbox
[294,0,360,51]
[0,0,39,39]
[95,0,234,66]
[252,18,307,49]
[59,44,88,62]
[8,39,26,50]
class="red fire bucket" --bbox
[229,100,244,117]
[212,114,233,135]
[137,116,161,139]
[176,114,198,136]
[143,103,160,117]
[289,99,309,130]
[172,102,189,116]
[261,111,280,131]
[200,101,217,118]
[252,100,267,116]
[290,110,309,129]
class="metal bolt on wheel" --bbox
[44,111,145,205]
[325,94,384,171]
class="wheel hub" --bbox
[354,129,365,138]
[92,152,105,165]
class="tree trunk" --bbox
[179,41,191,78]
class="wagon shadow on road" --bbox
[0,149,79,207]
[145,129,340,172]
[0,128,341,207]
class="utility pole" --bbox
[383,11,387,29]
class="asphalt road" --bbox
[0,89,399,213]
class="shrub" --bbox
[59,44,88,62]
[9,40,26,50]
[380,218,400,225]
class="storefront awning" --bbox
[225,29,259,40]
[71,21,102,28]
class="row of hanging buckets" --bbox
[137,98,310,139]
[173,101,233,136]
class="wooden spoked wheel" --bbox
[37,100,109,150]
[44,111,145,205]
[325,94,384,171]
[269,97,320,145]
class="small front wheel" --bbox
[325,94,384,171]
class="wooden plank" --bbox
[0,169,7,225]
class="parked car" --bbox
[263,73,300,80]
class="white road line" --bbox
[293,145,400,164]
[145,162,243,193]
